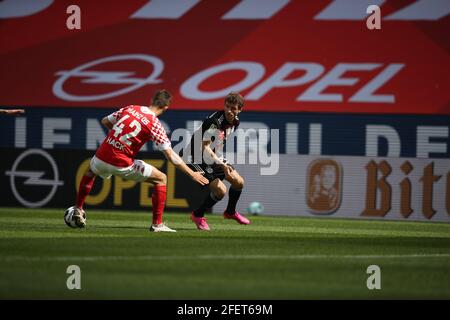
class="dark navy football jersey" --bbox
[188,111,240,164]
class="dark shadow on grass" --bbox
[93,225,147,230]
[92,225,196,232]
[3,234,450,255]
[171,227,196,231]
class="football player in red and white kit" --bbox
[73,90,208,232]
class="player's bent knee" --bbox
[215,189,226,200]
[232,177,244,190]
[212,184,227,200]
[159,173,167,185]
[147,170,167,185]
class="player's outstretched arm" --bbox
[0,109,25,116]
[202,141,228,166]
[162,148,209,186]
[203,142,235,174]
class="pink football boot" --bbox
[191,213,210,231]
[223,211,250,225]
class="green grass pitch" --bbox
[0,207,449,299]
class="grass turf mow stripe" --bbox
[2,253,450,262]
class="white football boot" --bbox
[149,223,177,233]
[73,207,86,228]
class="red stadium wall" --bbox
[0,0,449,114]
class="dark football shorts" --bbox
[188,161,234,183]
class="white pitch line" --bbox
[2,253,450,262]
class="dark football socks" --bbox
[194,192,221,217]
[225,187,242,214]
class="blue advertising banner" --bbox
[1,108,449,158]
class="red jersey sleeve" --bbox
[150,117,171,151]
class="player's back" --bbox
[96,105,166,167]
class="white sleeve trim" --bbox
[107,113,118,124]
[156,142,171,151]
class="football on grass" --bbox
[64,206,86,228]
[247,202,264,215]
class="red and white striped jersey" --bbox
[95,105,171,167]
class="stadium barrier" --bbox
[1,108,449,222]
[1,148,208,212]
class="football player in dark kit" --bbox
[188,92,251,231]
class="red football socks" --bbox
[76,175,96,209]
[152,184,167,225]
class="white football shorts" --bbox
[89,156,153,182]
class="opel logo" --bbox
[53,54,164,102]
[5,149,64,208]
